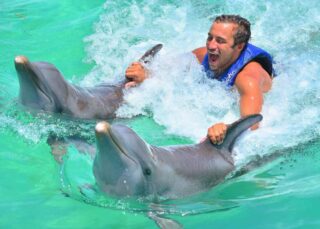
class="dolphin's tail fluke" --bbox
[217,114,263,152]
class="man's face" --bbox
[206,22,243,73]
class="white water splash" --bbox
[84,0,320,167]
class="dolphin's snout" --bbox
[95,121,111,135]
[14,55,29,65]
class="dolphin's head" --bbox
[14,56,57,111]
[93,121,155,197]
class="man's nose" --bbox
[207,39,218,50]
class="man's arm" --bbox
[192,47,207,63]
[125,47,207,88]
[207,62,271,144]
[235,61,272,129]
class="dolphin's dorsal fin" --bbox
[139,44,163,64]
[120,44,163,86]
[216,114,263,152]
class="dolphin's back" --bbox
[147,114,262,196]
[148,143,234,196]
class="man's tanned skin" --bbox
[125,15,272,144]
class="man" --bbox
[125,15,274,144]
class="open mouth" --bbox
[208,52,219,63]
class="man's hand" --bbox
[207,122,228,145]
[125,62,148,88]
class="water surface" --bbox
[0,0,319,228]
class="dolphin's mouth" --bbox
[15,56,54,105]
[95,122,137,164]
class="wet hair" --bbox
[214,15,251,46]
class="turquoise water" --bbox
[1,0,320,228]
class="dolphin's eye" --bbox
[144,168,152,176]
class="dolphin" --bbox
[93,114,263,199]
[14,44,162,119]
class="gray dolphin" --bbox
[14,44,162,119]
[93,114,263,199]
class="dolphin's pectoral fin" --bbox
[47,133,68,163]
[147,212,182,229]
[47,133,96,163]
[78,183,99,198]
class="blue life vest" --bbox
[201,43,274,88]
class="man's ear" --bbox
[237,42,245,51]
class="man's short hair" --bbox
[214,15,251,46]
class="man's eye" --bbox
[216,38,225,44]
[207,35,213,41]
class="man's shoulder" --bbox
[235,61,272,92]
[192,47,207,63]
[241,61,267,75]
